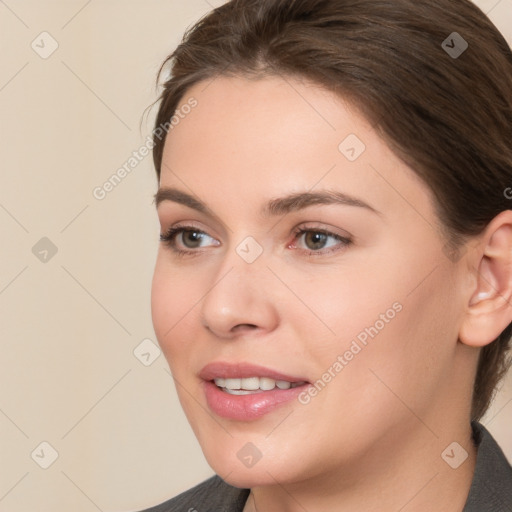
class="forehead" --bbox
[160,75,435,222]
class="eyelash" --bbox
[159,224,352,258]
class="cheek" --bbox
[286,263,403,359]
[290,252,457,396]
[321,271,458,420]
[150,256,200,359]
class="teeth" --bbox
[241,377,260,390]
[213,376,305,392]
[224,388,258,395]
[260,377,276,390]
[224,378,241,390]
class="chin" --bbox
[214,465,286,489]
[202,444,305,489]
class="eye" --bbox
[159,225,219,254]
[291,227,352,255]
[159,224,352,257]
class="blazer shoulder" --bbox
[463,421,512,512]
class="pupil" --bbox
[306,232,327,250]
[184,230,202,248]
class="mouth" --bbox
[199,362,311,421]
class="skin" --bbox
[151,75,512,511]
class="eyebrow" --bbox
[153,187,380,217]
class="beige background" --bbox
[0,1,511,511]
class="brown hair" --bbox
[151,0,512,421]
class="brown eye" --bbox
[304,231,329,250]
[159,226,219,254]
[180,230,206,248]
[291,227,352,256]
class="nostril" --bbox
[232,323,258,333]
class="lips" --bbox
[199,362,308,382]
[199,362,310,421]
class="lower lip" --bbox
[203,380,309,421]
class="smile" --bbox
[200,362,311,420]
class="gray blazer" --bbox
[139,422,512,511]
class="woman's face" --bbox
[151,75,471,487]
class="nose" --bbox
[200,249,280,339]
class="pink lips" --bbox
[200,362,310,421]
[199,362,308,382]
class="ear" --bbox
[459,210,512,347]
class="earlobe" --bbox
[459,211,512,348]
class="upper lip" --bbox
[199,362,309,383]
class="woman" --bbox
[143,0,512,510]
